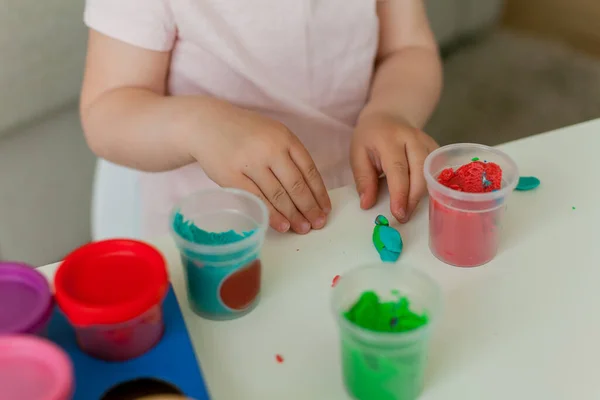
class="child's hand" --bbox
[190,106,331,234]
[350,112,438,222]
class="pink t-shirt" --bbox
[84,0,379,237]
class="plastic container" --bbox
[0,262,54,335]
[100,377,184,400]
[54,239,169,361]
[331,264,442,400]
[424,143,519,267]
[0,335,74,400]
[171,188,269,320]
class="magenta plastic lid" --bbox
[0,262,53,334]
[0,335,74,400]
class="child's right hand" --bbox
[79,31,329,234]
[189,105,332,234]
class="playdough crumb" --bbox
[275,354,284,363]
[331,275,341,287]
[515,176,540,191]
[344,290,428,333]
[173,212,256,245]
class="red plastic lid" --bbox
[54,239,168,326]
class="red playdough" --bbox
[430,160,504,267]
[437,161,502,193]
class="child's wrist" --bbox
[168,96,214,158]
[357,105,415,131]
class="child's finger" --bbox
[289,143,332,214]
[244,169,311,234]
[380,144,410,222]
[405,140,429,220]
[350,146,379,210]
[271,155,327,230]
[234,176,291,233]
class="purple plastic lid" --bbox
[0,262,53,334]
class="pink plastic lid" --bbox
[0,335,74,400]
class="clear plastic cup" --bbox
[71,304,165,362]
[424,143,519,267]
[331,264,442,400]
[170,188,269,320]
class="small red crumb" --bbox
[275,354,284,363]
[331,275,341,287]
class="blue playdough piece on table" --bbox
[372,215,403,263]
[515,176,540,191]
[47,286,211,400]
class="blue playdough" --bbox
[173,212,255,244]
[47,286,211,400]
[173,212,261,319]
[372,215,403,262]
[515,176,540,191]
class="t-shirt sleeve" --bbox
[84,0,176,52]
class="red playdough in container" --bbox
[424,144,519,267]
[54,239,169,361]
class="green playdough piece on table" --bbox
[515,176,540,191]
[372,215,403,263]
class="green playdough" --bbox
[344,291,428,333]
[173,211,256,245]
[341,291,429,400]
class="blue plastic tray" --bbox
[47,286,211,399]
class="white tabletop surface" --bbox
[39,119,600,400]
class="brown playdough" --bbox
[219,259,261,310]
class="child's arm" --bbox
[363,0,442,129]
[351,0,442,222]
[80,30,196,172]
[81,30,331,234]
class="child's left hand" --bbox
[350,112,439,223]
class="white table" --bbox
[40,119,600,399]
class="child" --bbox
[80,0,442,238]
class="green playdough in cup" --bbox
[341,291,430,400]
[344,291,428,333]
[173,212,256,245]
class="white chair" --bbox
[91,159,142,241]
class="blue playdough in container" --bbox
[170,189,269,321]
